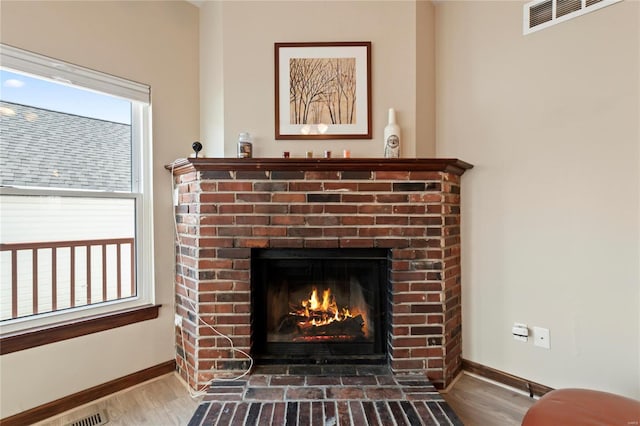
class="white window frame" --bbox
[0,44,155,333]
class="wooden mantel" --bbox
[166,157,473,175]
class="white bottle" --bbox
[383,108,400,158]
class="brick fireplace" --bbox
[168,158,472,390]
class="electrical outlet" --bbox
[512,322,529,342]
[533,326,550,349]
[174,313,183,328]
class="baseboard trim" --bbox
[462,358,554,398]
[0,360,176,426]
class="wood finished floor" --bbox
[441,374,536,426]
[32,372,535,425]
[31,373,201,426]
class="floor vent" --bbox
[65,410,108,426]
[523,0,622,34]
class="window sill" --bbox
[0,304,161,355]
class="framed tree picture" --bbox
[275,41,372,140]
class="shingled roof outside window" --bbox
[0,101,131,191]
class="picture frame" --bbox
[275,41,372,140]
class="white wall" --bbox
[0,0,199,417]
[436,0,640,398]
[416,0,436,158]
[199,0,436,159]
[199,0,225,158]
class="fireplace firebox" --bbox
[251,248,388,364]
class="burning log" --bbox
[277,313,366,340]
[276,286,369,341]
[299,314,365,339]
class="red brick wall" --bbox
[173,166,463,389]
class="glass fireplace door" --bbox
[251,248,388,364]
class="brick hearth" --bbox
[168,158,472,390]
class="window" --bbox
[0,44,154,334]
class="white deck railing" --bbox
[0,238,135,321]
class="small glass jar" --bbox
[237,132,253,158]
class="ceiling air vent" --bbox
[524,0,622,34]
[530,0,553,27]
[556,0,582,17]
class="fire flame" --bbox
[299,287,353,325]
[290,287,368,337]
